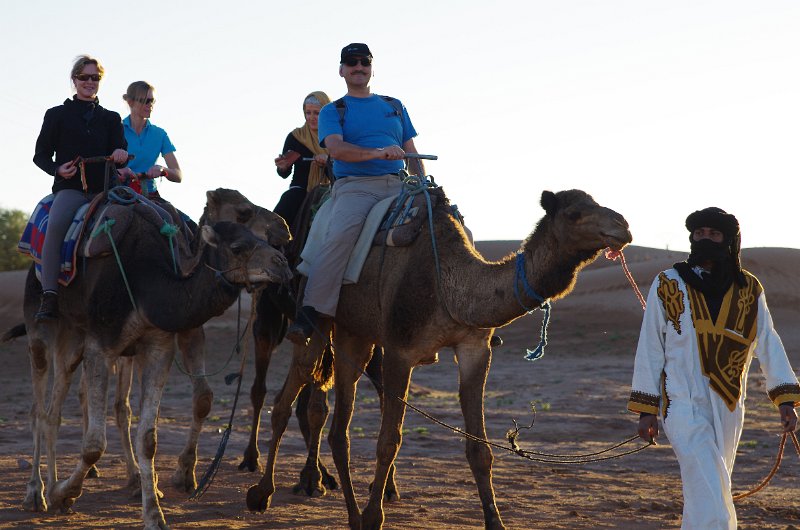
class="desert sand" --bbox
[0,243,799,529]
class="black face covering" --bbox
[687,238,730,267]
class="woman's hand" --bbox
[275,150,300,171]
[57,160,77,179]
[110,149,129,165]
[146,165,164,179]
[312,153,328,167]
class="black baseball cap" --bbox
[340,43,372,63]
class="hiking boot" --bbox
[35,291,59,322]
[286,306,318,346]
[490,335,503,348]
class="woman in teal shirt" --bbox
[120,81,182,198]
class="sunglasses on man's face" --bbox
[74,74,102,82]
[343,57,372,67]
[134,97,156,105]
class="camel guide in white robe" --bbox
[627,207,800,530]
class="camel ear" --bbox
[201,225,219,248]
[540,191,558,217]
[206,190,218,208]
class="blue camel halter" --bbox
[513,250,552,361]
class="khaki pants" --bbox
[303,174,403,317]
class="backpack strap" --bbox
[335,97,346,127]
[334,95,403,127]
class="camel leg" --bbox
[134,336,175,530]
[360,347,412,530]
[365,348,399,502]
[328,333,374,530]
[23,336,49,512]
[41,328,84,512]
[455,340,505,530]
[239,293,285,473]
[112,357,141,492]
[246,344,311,512]
[47,342,107,515]
[292,386,335,496]
[172,327,213,492]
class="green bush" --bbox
[0,208,30,271]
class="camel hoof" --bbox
[322,472,339,491]
[47,480,79,514]
[291,481,326,498]
[22,490,47,512]
[368,480,401,502]
[86,465,100,479]
[171,467,197,493]
[245,484,271,512]
[238,449,262,473]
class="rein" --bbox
[513,251,552,361]
[190,293,257,499]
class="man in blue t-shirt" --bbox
[287,42,424,345]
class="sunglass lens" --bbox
[344,57,371,67]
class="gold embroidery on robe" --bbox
[687,273,762,411]
[657,273,684,335]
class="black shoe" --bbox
[490,335,503,348]
[35,291,59,322]
[286,306,317,346]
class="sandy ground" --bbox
[1,244,799,529]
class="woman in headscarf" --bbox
[273,90,331,225]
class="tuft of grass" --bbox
[738,440,758,449]
[412,427,429,436]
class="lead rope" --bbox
[190,293,255,499]
[605,248,646,310]
[92,219,137,310]
[733,431,800,501]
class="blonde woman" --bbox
[120,81,182,199]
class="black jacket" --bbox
[33,96,127,194]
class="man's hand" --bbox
[312,153,328,167]
[638,414,659,444]
[375,145,404,160]
[779,403,797,433]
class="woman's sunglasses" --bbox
[343,57,372,67]
[74,74,102,82]
[133,97,156,105]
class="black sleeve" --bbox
[33,108,59,177]
[276,133,294,178]
[108,111,128,167]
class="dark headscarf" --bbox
[674,207,746,315]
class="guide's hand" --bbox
[375,145,404,160]
[638,414,659,444]
[779,404,797,433]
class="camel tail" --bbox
[312,342,335,392]
[1,323,26,343]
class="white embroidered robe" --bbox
[628,268,800,530]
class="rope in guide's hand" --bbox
[732,431,800,501]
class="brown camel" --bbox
[247,188,632,530]
[20,204,291,529]
[75,188,291,496]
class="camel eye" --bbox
[230,241,251,255]
[568,210,582,221]
[236,207,254,223]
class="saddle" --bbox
[18,188,192,286]
[296,185,444,285]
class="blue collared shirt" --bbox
[123,116,176,195]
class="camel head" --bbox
[201,221,292,288]
[204,188,291,247]
[538,189,632,254]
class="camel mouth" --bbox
[247,268,293,287]
[602,230,633,251]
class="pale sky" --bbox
[2,1,798,252]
